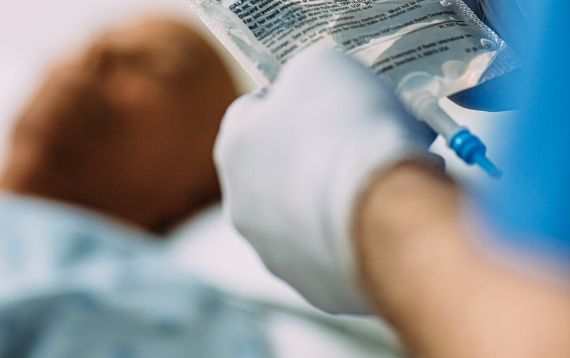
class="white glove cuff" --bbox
[322,125,435,314]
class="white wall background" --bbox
[0,0,254,170]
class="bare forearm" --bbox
[355,162,570,358]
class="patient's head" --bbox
[0,17,238,233]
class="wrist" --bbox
[353,161,475,320]
[353,162,570,358]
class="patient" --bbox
[1,17,236,233]
[0,17,271,357]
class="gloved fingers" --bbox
[278,46,438,147]
[217,92,265,138]
[218,88,271,136]
[276,46,396,107]
[277,45,350,85]
[448,1,527,112]
[224,92,265,125]
[214,93,265,166]
[448,70,523,112]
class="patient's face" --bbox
[1,18,238,233]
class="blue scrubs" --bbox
[481,0,570,263]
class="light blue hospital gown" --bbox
[0,195,270,358]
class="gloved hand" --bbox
[450,0,528,111]
[215,47,436,314]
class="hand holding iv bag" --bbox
[189,0,518,175]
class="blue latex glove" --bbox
[479,0,570,264]
[449,0,528,111]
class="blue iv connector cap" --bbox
[450,129,503,178]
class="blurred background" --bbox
[0,1,513,357]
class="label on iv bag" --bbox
[229,1,464,60]
[193,0,516,97]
